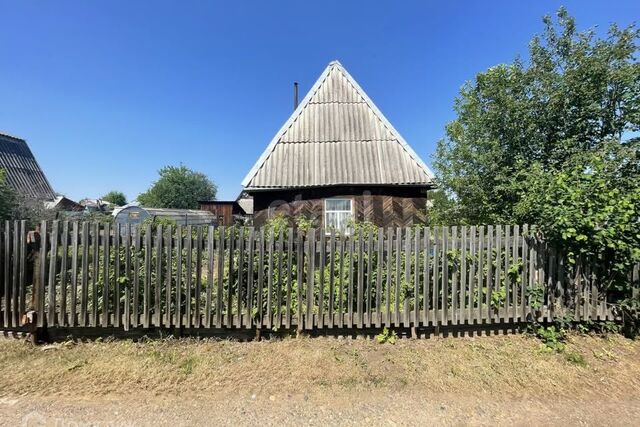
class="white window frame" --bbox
[323,198,353,235]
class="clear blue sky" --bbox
[1,1,638,202]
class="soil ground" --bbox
[1,333,639,426]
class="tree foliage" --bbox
[432,7,640,225]
[0,169,57,226]
[517,139,640,290]
[0,169,16,221]
[101,190,127,206]
[137,165,217,209]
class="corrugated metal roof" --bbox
[0,132,55,200]
[242,60,434,189]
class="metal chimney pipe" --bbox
[293,82,299,110]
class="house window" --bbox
[324,198,353,234]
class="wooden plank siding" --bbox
[0,221,633,335]
[251,187,427,229]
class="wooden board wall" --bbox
[199,202,235,226]
[251,186,428,228]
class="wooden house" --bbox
[241,61,434,231]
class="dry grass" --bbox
[1,333,639,399]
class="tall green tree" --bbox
[432,7,640,225]
[101,190,127,206]
[137,165,217,209]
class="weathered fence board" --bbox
[4,221,11,328]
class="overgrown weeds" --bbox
[375,327,397,345]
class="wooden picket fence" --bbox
[0,220,638,335]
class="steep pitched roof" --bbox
[0,132,55,200]
[242,60,434,190]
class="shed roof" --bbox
[138,207,216,218]
[242,61,434,190]
[0,132,55,200]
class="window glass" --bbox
[325,199,351,211]
[324,198,352,234]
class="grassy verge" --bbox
[0,333,639,399]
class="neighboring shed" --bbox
[198,201,243,226]
[44,196,84,212]
[241,60,434,230]
[0,132,55,200]
[113,206,217,226]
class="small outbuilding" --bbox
[198,201,237,226]
[113,206,217,227]
[198,198,253,226]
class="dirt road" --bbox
[3,394,640,426]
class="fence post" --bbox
[3,221,10,328]
[306,229,315,331]
[14,223,40,338]
[18,220,27,326]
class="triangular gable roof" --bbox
[242,60,434,189]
